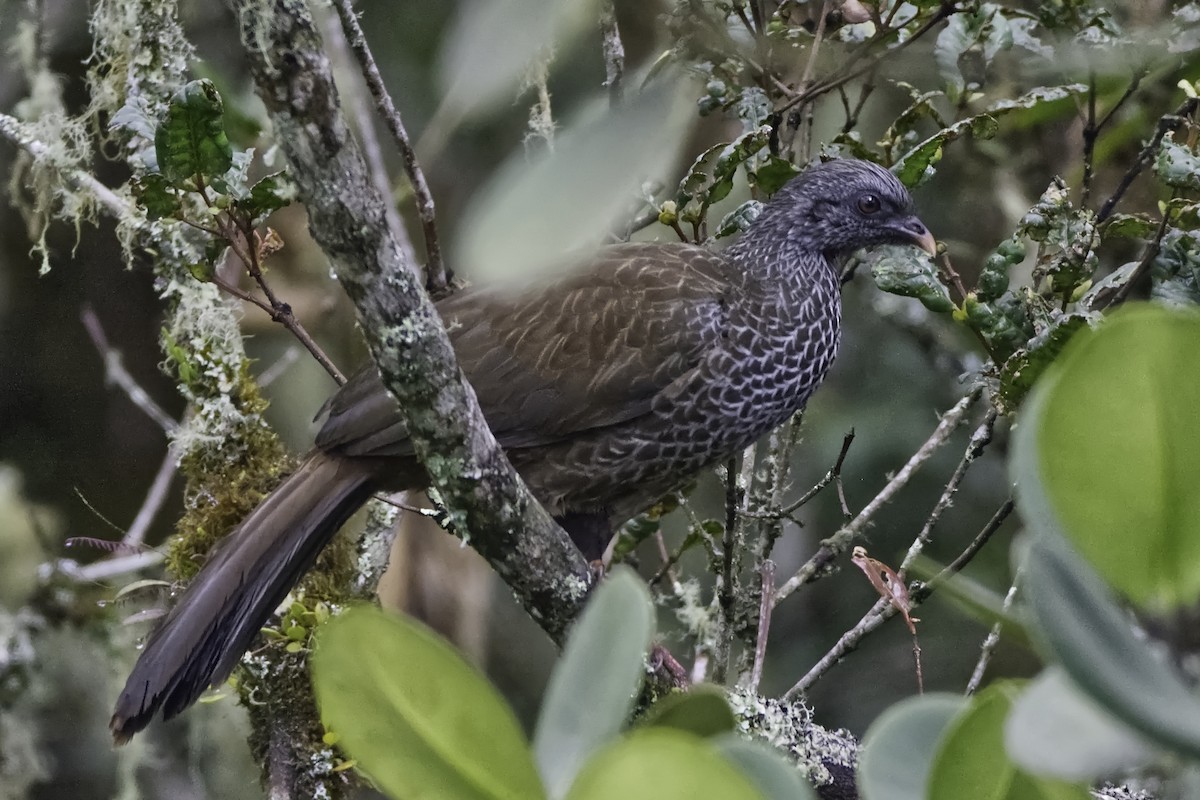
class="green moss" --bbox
[165,372,290,579]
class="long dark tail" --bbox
[110,452,379,743]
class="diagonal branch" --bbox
[226,0,592,643]
[331,0,447,295]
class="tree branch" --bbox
[226,0,593,644]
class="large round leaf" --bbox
[714,735,817,800]
[858,693,966,800]
[533,568,655,798]
[1011,304,1200,608]
[564,729,761,800]
[929,683,1090,800]
[1024,532,1200,759]
[312,605,545,800]
[1005,667,1155,781]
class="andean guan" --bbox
[110,158,936,741]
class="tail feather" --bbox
[110,453,378,743]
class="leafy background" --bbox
[1,0,1198,798]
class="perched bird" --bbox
[111,158,935,741]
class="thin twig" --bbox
[1106,206,1173,308]
[896,410,998,580]
[779,429,855,517]
[773,386,983,607]
[796,1,831,94]
[239,229,347,385]
[122,448,177,548]
[57,550,166,583]
[776,2,955,114]
[784,491,1014,700]
[599,2,625,106]
[319,3,414,268]
[747,559,775,693]
[331,0,447,294]
[1096,97,1199,224]
[966,563,1022,696]
[81,306,178,435]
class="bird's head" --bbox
[755,159,936,263]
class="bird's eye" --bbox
[856,193,882,215]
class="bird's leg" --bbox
[554,511,613,564]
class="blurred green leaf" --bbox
[533,567,654,798]
[564,729,761,800]
[1012,304,1200,607]
[713,734,816,800]
[457,78,694,283]
[154,79,232,185]
[1005,667,1155,781]
[929,683,1090,800]
[641,686,736,739]
[1020,532,1200,759]
[313,606,545,800]
[858,693,966,800]
[869,243,955,312]
[438,0,600,122]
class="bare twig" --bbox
[895,410,998,580]
[966,563,1022,696]
[81,306,178,435]
[779,429,854,517]
[747,559,775,693]
[796,1,831,94]
[1106,203,1174,308]
[319,3,414,268]
[599,2,625,106]
[230,232,348,385]
[784,491,1013,700]
[775,2,955,114]
[56,550,166,583]
[773,386,984,607]
[1096,97,1199,223]
[331,0,447,294]
[1082,69,1146,209]
[256,346,302,388]
[122,448,178,549]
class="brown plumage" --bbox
[111,159,935,741]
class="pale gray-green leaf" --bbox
[532,567,655,799]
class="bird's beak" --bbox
[891,216,938,257]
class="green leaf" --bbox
[1011,304,1200,607]
[713,734,817,800]
[1021,531,1200,759]
[533,567,655,798]
[563,729,761,800]
[457,77,694,283]
[133,173,182,221]
[893,85,1085,187]
[1155,132,1200,191]
[714,200,762,239]
[233,171,295,221]
[641,686,736,738]
[312,606,545,800]
[1005,667,1155,782]
[438,0,600,122]
[928,683,1091,800]
[996,313,1092,413]
[154,79,233,185]
[868,243,955,312]
[858,693,966,800]
[751,157,800,196]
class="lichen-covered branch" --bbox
[224,0,593,644]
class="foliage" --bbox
[6,0,1200,798]
[313,569,813,800]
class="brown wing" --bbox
[315,242,732,457]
